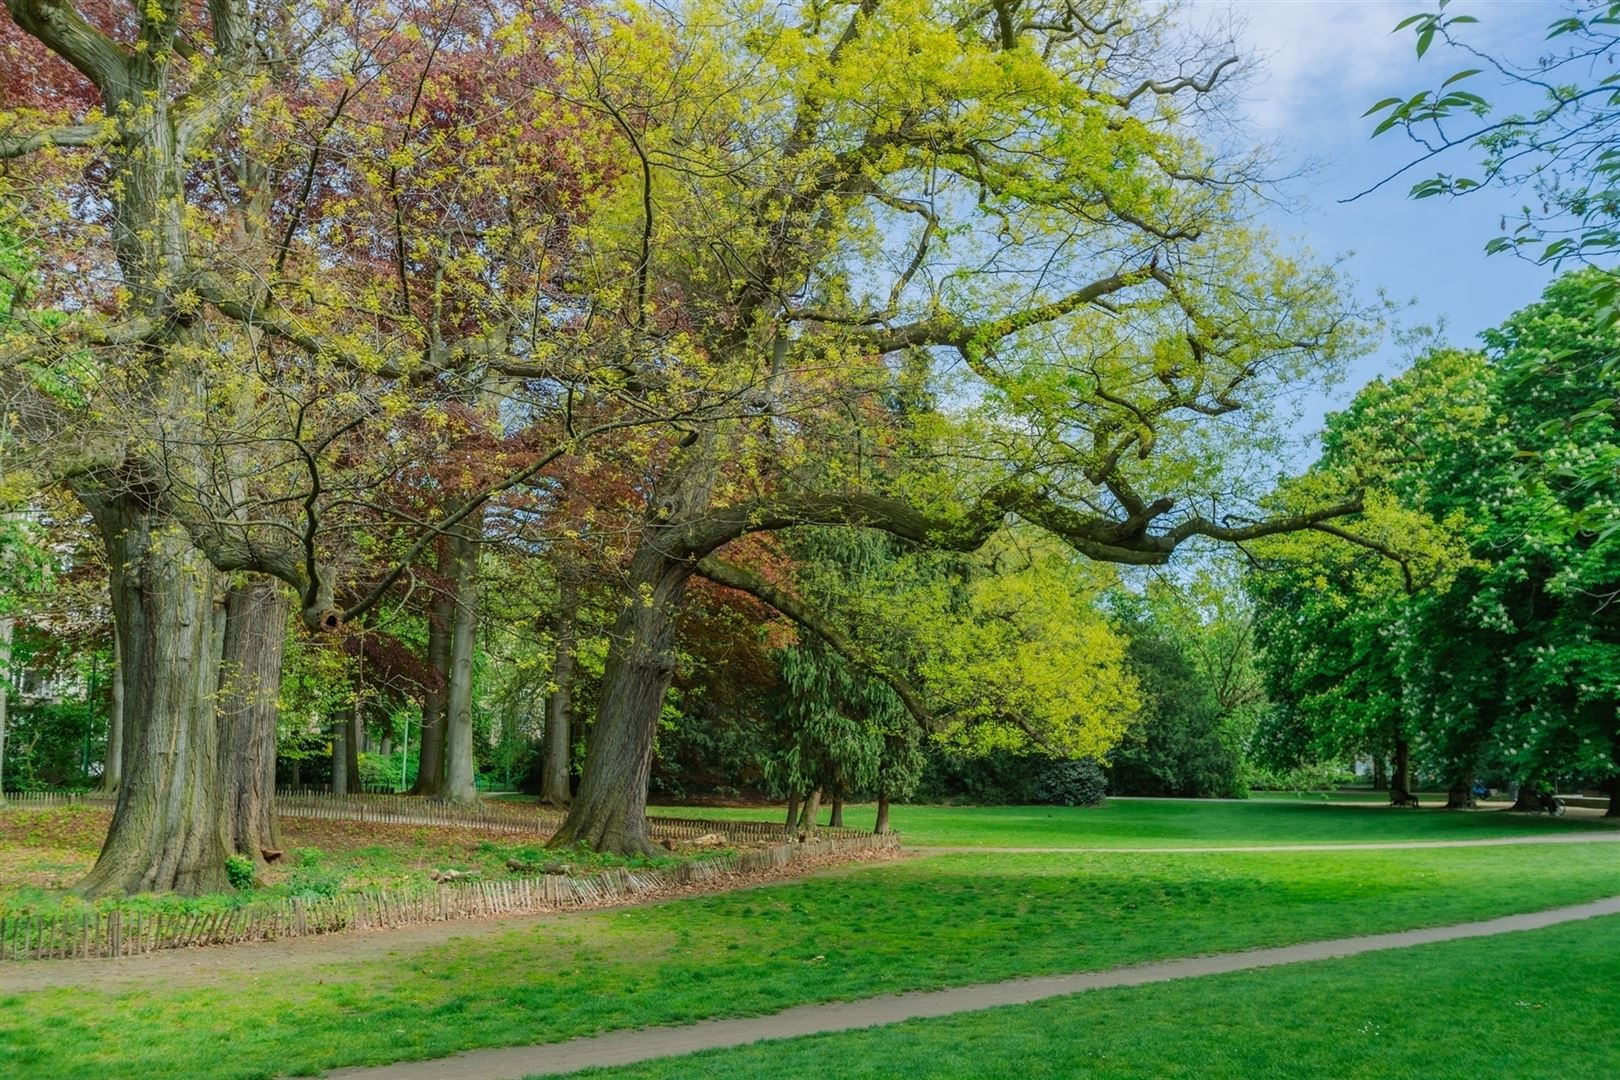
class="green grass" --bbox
[5,842,1620,1079]
[648,798,1612,847]
[566,913,1620,1079]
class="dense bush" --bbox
[1028,759,1109,806]
[915,749,1106,806]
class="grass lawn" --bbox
[566,913,1620,1079]
[4,842,1620,1078]
[648,798,1614,847]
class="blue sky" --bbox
[1231,0,1559,453]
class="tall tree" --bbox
[548,0,1373,854]
[1,0,626,892]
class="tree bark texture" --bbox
[550,552,695,855]
[98,631,125,794]
[410,590,454,796]
[800,788,823,837]
[331,713,349,796]
[0,610,10,798]
[551,433,722,855]
[829,794,844,828]
[541,575,578,806]
[217,580,288,859]
[1390,737,1414,803]
[347,700,363,793]
[785,790,801,832]
[76,506,232,897]
[875,791,892,835]
[443,518,482,804]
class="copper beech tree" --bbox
[0,0,671,894]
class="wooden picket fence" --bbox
[1,788,878,845]
[0,831,900,962]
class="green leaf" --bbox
[1441,68,1481,87]
[1416,26,1436,58]
[1362,97,1404,117]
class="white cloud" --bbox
[1231,0,1545,139]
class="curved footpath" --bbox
[915,831,1620,854]
[321,893,1620,1080]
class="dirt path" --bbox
[320,894,1620,1080]
[913,831,1620,855]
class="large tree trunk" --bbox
[541,575,578,806]
[410,590,454,796]
[829,792,844,828]
[443,523,482,804]
[217,580,288,859]
[75,506,232,898]
[97,632,125,794]
[1607,775,1620,819]
[875,791,892,835]
[551,438,718,855]
[550,554,693,856]
[1511,776,1541,813]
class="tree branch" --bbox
[0,121,107,160]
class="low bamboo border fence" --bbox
[0,831,899,962]
[1,788,878,844]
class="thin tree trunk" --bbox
[443,521,482,805]
[541,575,578,807]
[829,792,844,828]
[217,580,287,860]
[0,609,10,801]
[875,791,892,835]
[346,698,363,794]
[410,590,454,797]
[332,712,349,796]
[75,504,232,898]
[1371,756,1387,792]
[785,790,801,833]
[1390,736,1415,804]
[98,632,125,794]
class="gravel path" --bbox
[321,894,1620,1080]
